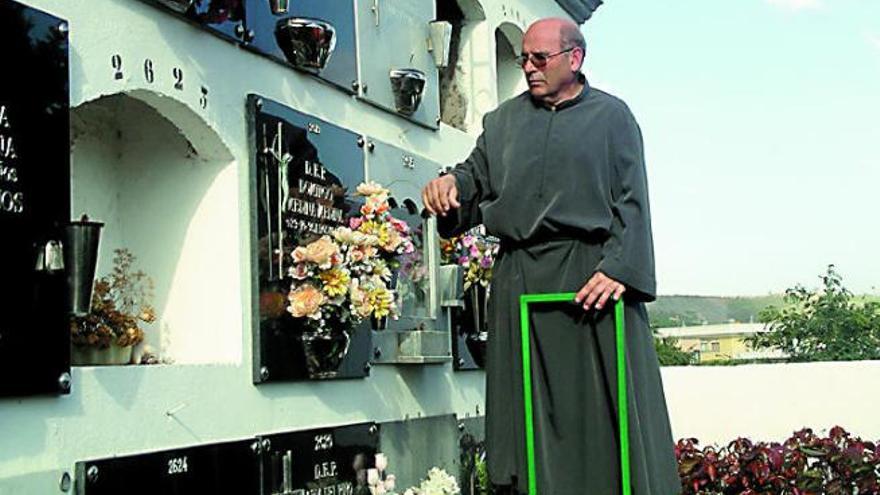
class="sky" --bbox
[582,0,880,296]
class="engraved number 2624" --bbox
[314,433,333,451]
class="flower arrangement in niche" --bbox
[440,231,499,290]
[349,181,415,272]
[286,181,416,334]
[367,453,397,495]
[403,467,461,495]
[70,249,156,364]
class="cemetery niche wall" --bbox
[0,0,72,397]
[75,422,379,495]
[249,95,371,383]
[138,0,358,94]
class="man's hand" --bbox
[575,272,626,311]
[421,174,460,217]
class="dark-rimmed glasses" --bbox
[515,47,576,68]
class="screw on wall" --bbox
[58,372,71,392]
[351,80,361,92]
[56,22,68,37]
[255,98,264,110]
[59,472,72,492]
[260,366,270,381]
[357,137,366,148]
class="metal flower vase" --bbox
[275,18,336,72]
[300,331,350,379]
[463,284,489,367]
[63,216,104,316]
[389,69,427,115]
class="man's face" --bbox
[521,23,579,102]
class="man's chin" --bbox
[528,86,547,97]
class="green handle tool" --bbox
[518,293,630,495]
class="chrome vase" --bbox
[275,18,336,72]
[63,216,104,316]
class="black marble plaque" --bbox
[76,439,260,495]
[260,422,379,495]
[0,0,71,397]
[245,0,358,93]
[138,0,247,43]
[248,95,370,383]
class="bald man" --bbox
[423,18,679,495]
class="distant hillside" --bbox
[647,295,785,327]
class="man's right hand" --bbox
[421,174,461,217]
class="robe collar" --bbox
[530,72,590,111]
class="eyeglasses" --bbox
[515,47,576,68]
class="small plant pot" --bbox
[71,343,133,366]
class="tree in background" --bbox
[653,331,695,365]
[746,265,880,362]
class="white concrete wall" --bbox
[661,360,880,446]
[0,0,568,489]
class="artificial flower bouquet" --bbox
[439,232,499,291]
[286,181,415,332]
[403,467,461,495]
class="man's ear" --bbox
[570,47,585,72]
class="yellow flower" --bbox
[359,221,390,247]
[288,284,325,318]
[320,268,350,298]
[368,286,395,319]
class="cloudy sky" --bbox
[584,0,880,296]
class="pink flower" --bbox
[389,217,409,233]
[350,217,364,229]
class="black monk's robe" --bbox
[439,81,680,495]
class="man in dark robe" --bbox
[422,18,680,495]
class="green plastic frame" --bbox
[518,293,631,495]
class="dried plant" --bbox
[70,249,156,348]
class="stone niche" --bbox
[70,90,238,365]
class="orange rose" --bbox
[288,284,325,318]
[304,236,340,268]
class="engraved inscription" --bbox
[0,104,24,215]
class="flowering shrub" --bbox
[70,249,156,348]
[677,426,880,494]
[286,181,414,333]
[440,232,498,290]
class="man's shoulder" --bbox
[586,86,634,116]
[490,91,532,117]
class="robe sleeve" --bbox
[436,124,491,238]
[595,104,657,301]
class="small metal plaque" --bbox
[76,440,260,495]
[248,95,370,382]
[0,0,71,397]
[246,0,358,93]
[260,422,379,495]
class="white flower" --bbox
[357,181,390,197]
[375,453,389,471]
[367,468,380,486]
